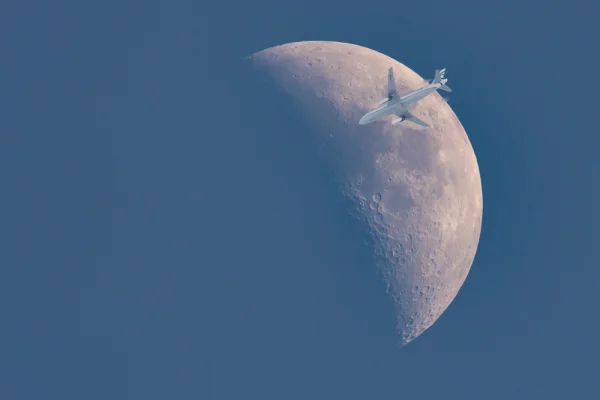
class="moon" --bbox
[248,41,483,345]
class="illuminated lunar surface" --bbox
[249,41,483,345]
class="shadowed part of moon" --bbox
[248,41,483,345]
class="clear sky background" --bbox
[1,1,599,399]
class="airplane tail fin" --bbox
[433,68,452,92]
[432,68,445,83]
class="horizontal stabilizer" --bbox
[439,83,452,92]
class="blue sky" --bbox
[1,0,599,399]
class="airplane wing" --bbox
[387,67,397,98]
[404,111,429,127]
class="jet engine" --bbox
[378,97,390,105]
[391,117,405,125]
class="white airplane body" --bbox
[359,67,452,127]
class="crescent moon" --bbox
[249,41,483,345]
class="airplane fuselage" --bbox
[359,82,443,125]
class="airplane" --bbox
[358,67,452,127]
